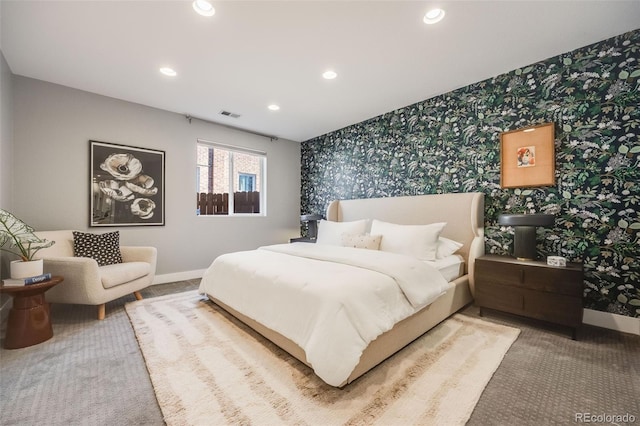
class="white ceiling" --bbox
[2,1,639,142]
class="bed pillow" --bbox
[436,237,463,259]
[316,219,368,246]
[72,231,123,266]
[370,220,446,261]
[341,233,382,250]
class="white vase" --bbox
[10,259,44,279]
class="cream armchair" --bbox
[34,230,157,320]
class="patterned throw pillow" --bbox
[341,233,382,250]
[72,231,123,266]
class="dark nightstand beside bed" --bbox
[289,237,316,243]
[474,254,583,339]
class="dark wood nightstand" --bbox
[289,237,316,243]
[474,254,583,339]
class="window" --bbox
[238,173,256,192]
[196,140,266,215]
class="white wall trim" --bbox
[152,269,206,285]
[583,308,640,336]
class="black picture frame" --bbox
[90,140,165,227]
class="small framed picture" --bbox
[90,140,165,227]
[500,122,555,188]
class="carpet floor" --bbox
[1,280,639,425]
[125,291,519,425]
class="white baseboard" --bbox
[152,269,206,285]
[583,308,640,336]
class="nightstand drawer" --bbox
[476,282,524,314]
[524,290,583,327]
[475,257,582,296]
[475,260,523,286]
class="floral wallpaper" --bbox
[301,29,640,318]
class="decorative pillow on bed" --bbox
[436,237,463,259]
[370,220,446,261]
[72,231,123,266]
[341,233,382,250]
[316,219,368,246]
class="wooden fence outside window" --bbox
[197,191,260,215]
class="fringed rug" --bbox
[125,290,520,426]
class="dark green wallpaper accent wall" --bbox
[301,29,640,318]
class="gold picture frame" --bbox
[500,122,555,188]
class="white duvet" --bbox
[198,242,449,386]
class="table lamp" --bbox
[498,213,555,260]
[301,214,322,240]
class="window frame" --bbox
[196,139,267,217]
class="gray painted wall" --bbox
[11,76,301,277]
[1,51,14,314]
[0,52,12,212]
[1,51,14,281]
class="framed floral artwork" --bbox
[500,122,555,188]
[90,140,165,226]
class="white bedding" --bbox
[198,242,449,386]
[426,254,465,282]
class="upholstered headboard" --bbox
[325,192,485,288]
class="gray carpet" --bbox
[1,280,638,426]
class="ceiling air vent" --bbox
[219,110,241,119]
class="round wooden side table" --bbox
[0,276,64,349]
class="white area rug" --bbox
[126,291,520,426]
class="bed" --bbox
[199,192,484,387]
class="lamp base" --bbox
[513,226,537,260]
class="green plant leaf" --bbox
[629,299,640,307]
[618,70,629,79]
[617,294,628,303]
[0,209,54,261]
[618,145,629,154]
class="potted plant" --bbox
[0,209,55,278]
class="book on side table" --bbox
[2,273,53,287]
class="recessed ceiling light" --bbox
[159,67,177,77]
[268,104,280,111]
[323,70,337,80]
[192,0,215,17]
[423,8,445,24]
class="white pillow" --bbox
[370,220,446,261]
[436,237,463,259]
[316,219,368,246]
[341,233,382,250]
